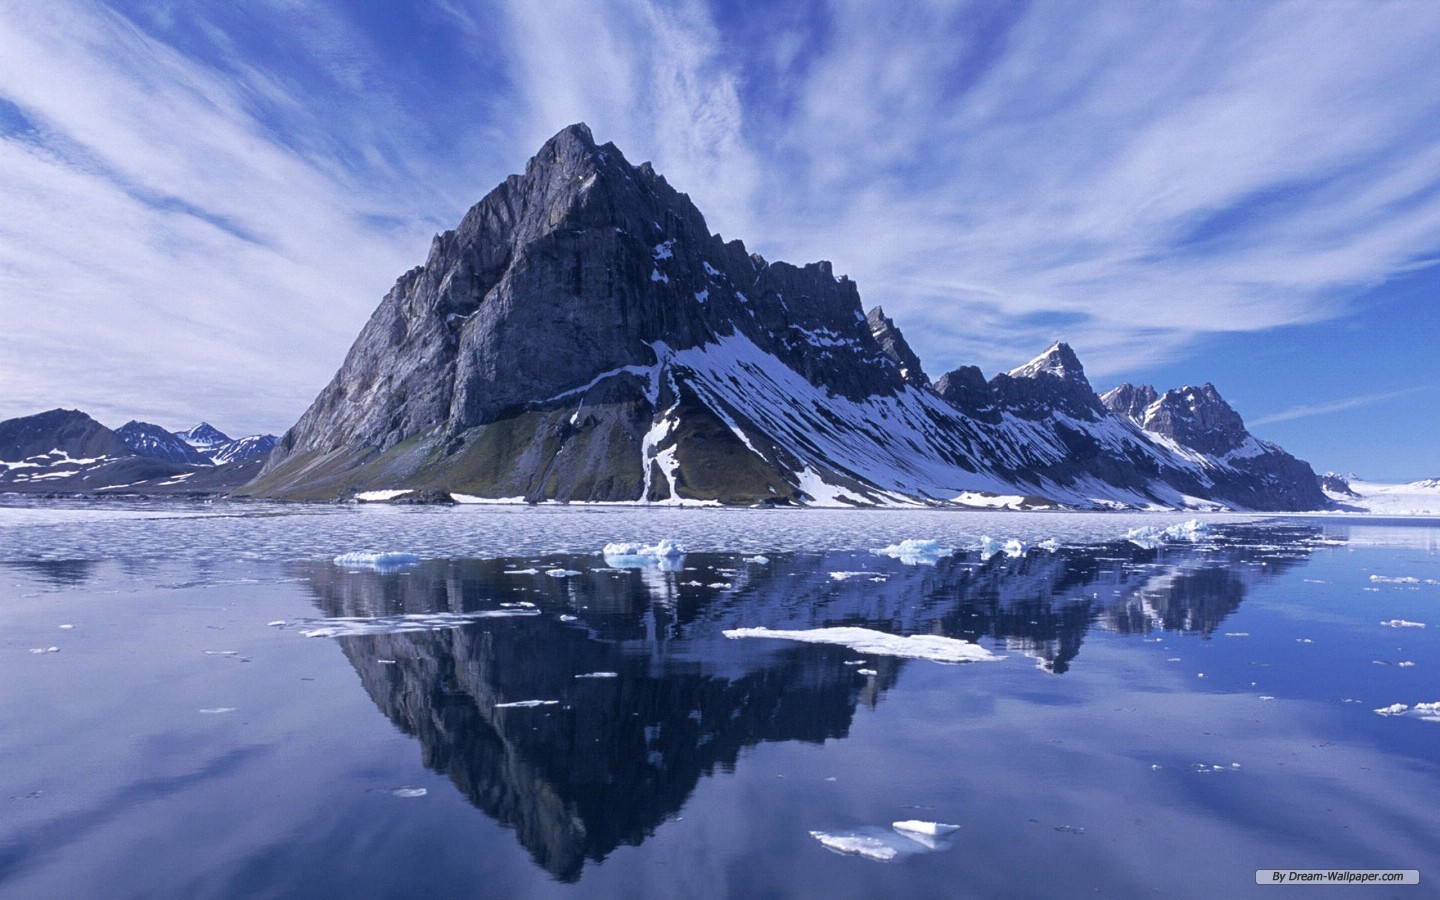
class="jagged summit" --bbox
[1007,341,1086,383]
[118,421,213,466]
[1099,383,1159,421]
[1142,384,1247,456]
[866,306,928,386]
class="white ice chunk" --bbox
[391,788,428,798]
[809,831,902,861]
[333,551,422,570]
[744,555,770,564]
[723,626,1001,664]
[28,647,60,654]
[545,569,582,578]
[892,820,960,837]
[558,614,579,622]
[871,539,953,565]
[603,540,687,566]
[1370,575,1420,584]
[494,700,560,709]
[199,707,236,715]
[1374,703,1410,716]
[575,672,619,679]
[353,490,413,501]
[1381,619,1426,628]
[1125,519,1211,549]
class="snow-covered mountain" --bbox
[117,420,213,465]
[245,123,1327,511]
[211,433,278,465]
[178,422,232,455]
[0,409,269,494]
[1320,476,1440,516]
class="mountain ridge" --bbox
[242,123,1325,511]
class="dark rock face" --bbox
[1099,383,1159,421]
[117,421,213,465]
[0,409,132,462]
[933,365,1001,424]
[866,306,928,386]
[1140,384,1247,456]
[243,123,1328,511]
[1318,472,1358,497]
[988,342,1106,422]
[178,422,231,453]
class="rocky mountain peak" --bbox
[1141,383,1247,455]
[934,365,1001,423]
[1007,341,1087,384]
[990,342,1105,421]
[1099,383,1159,422]
[118,421,213,466]
[866,306,929,386]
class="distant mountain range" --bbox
[235,123,1327,511]
[0,409,274,495]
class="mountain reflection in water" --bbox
[291,523,1322,881]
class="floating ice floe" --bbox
[558,614,579,622]
[977,536,1026,560]
[856,668,878,676]
[723,626,1001,664]
[575,671,619,679]
[505,568,540,575]
[29,647,60,654]
[871,539,953,565]
[1374,704,1409,716]
[494,700,560,709]
[602,540,687,568]
[1124,519,1211,550]
[744,555,770,564]
[810,822,955,862]
[1370,575,1420,584]
[1381,619,1426,628]
[199,707,236,715]
[58,624,74,630]
[1035,539,1060,552]
[545,569,582,578]
[283,609,540,638]
[1415,702,1440,722]
[892,820,960,837]
[391,787,427,798]
[333,551,422,571]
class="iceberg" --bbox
[333,551,422,571]
[602,539,687,569]
[494,699,560,709]
[723,626,1001,664]
[1125,519,1212,549]
[871,539,953,565]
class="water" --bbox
[2,502,1437,898]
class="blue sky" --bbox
[0,1,1437,480]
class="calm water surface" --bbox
[2,503,1437,898]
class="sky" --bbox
[1,0,1437,480]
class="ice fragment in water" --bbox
[199,707,236,715]
[28,647,60,654]
[58,624,74,630]
[724,626,1000,664]
[744,555,770,564]
[810,831,901,861]
[545,569,581,578]
[856,668,878,676]
[602,540,687,567]
[558,614,579,622]
[1381,619,1425,628]
[391,788,427,798]
[494,700,560,708]
[1370,575,1420,584]
[1374,703,1409,716]
[871,539,953,565]
[892,820,959,837]
[333,551,421,571]
[1124,519,1211,549]
[506,568,540,575]
[575,672,619,679]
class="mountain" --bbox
[0,409,269,495]
[211,433,278,465]
[116,420,213,465]
[244,123,1325,511]
[866,306,928,387]
[178,422,232,455]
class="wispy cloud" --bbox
[3,0,1440,439]
[1250,387,1430,427]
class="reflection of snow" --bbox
[723,626,1000,663]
